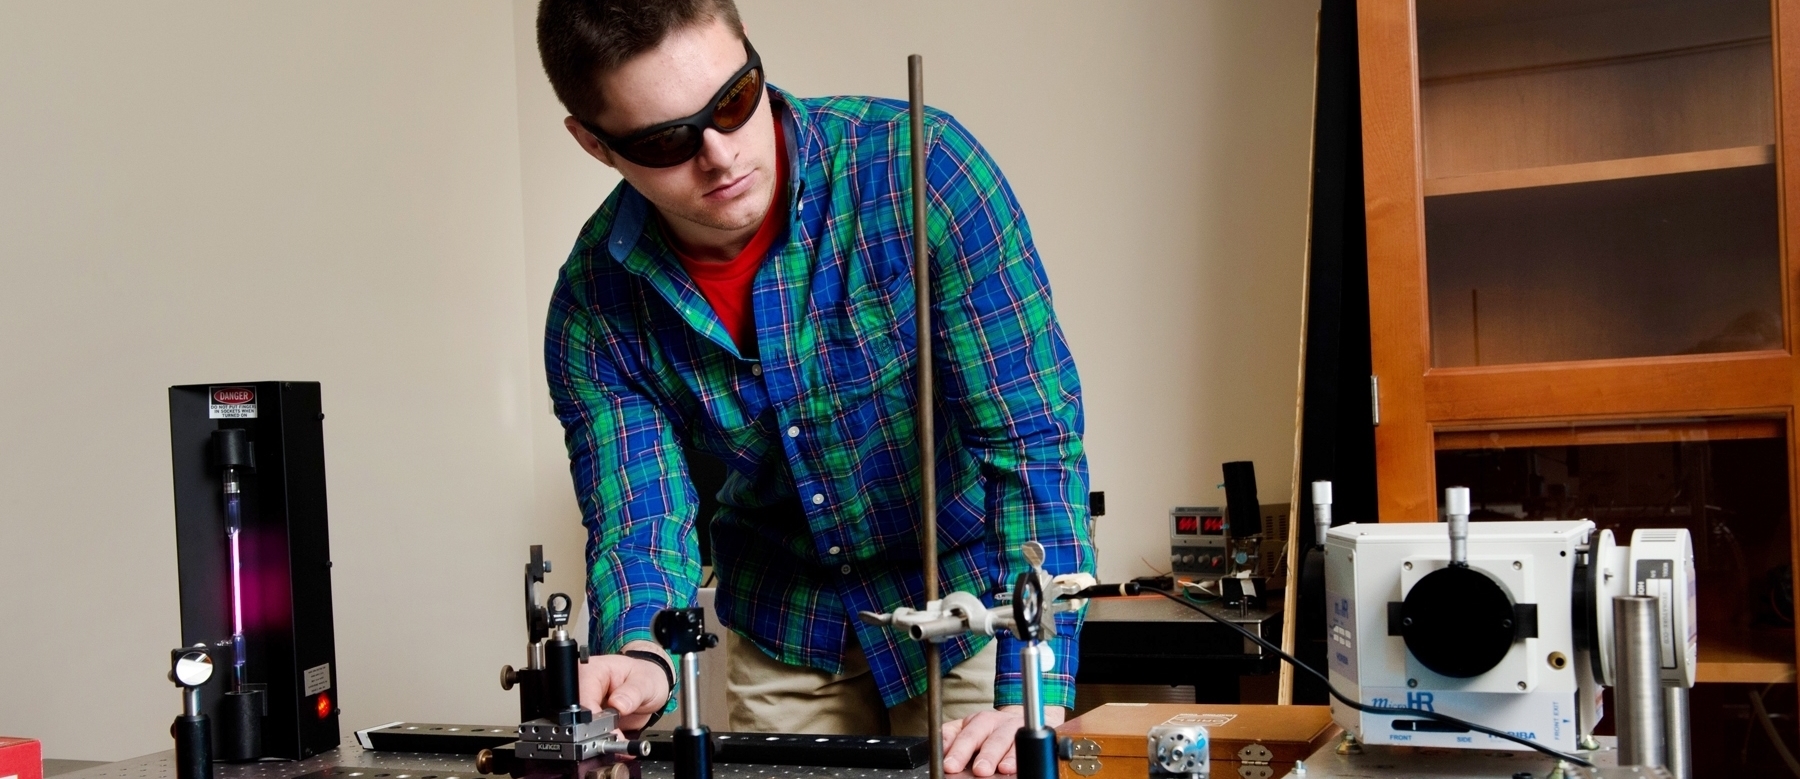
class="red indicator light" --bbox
[315,692,332,719]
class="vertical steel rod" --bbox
[680,651,701,730]
[909,53,944,779]
[1614,595,1665,768]
[1664,685,1692,779]
[1020,645,1044,731]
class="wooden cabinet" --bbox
[1358,0,1800,690]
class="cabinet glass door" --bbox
[1434,423,1794,682]
[1416,0,1782,367]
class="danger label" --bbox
[209,386,258,419]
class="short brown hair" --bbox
[537,0,745,124]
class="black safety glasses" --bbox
[583,39,764,168]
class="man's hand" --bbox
[941,705,1066,777]
[577,646,671,733]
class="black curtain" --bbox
[1293,0,1376,705]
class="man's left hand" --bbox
[941,705,1066,776]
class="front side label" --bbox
[1326,590,1357,678]
[209,386,258,419]
[1634,559,1675,669]
[303,662,331,695]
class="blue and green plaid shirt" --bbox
[545,86,1092,709]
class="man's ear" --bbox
[564,116,618,169]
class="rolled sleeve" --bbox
[545,271,703,654]
[923,114,1093,710]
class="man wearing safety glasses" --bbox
[536,2,1091,775]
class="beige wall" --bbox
[0,0,1317,759]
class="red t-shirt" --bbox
[672,117,789,358]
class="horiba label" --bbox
[208,386,258,419]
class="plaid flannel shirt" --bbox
[545,86,1092,709]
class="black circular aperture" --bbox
[1401,566,1516,678]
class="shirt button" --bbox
[840,564,852,575]
[750,364,762,376]
[786,426,800,438]
[811,493,825,505]
[828,546,841,555]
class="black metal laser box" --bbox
[168,381,339,760]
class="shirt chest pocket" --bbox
[819,278,912,411]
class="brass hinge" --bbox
[1236,743,1274,779]
[1067,738,1101,776]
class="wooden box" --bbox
[1057,704,1338,779]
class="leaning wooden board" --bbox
[1057,704,1339,779]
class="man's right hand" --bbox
[578,645,671,732]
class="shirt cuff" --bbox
[991,629,1079,711]
[593,602,668,656]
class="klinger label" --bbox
[1161,713,1237,727]
[209,386,258,419]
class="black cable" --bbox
[1147,588,1595,768]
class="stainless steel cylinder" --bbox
[1614,595,1665,767]
[1021,645,1044,732]
[1663,684,1691,779]
[680,651,701,730]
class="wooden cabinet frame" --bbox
[1358,0,1800,685]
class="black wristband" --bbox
[623,649,675,729]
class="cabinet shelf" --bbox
[1697,629,1795,684]
[1435,417,1785,451]
[1423,145,1774,197]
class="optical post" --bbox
[653,608,719,779]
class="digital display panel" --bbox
[1175,515,1199,535]
[1201,515,1225,535]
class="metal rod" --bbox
[1020,645,1043,732]
[1614,595,1665,768]
[1663,685,1691,779]
[909,53,943,779]
[681,651,701,731]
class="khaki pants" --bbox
[725,630,996,736]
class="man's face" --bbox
[571,19,777,243]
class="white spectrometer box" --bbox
[1324,520,1593,751]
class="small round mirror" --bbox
[174,651,214,686]
[1022,541,1045,567]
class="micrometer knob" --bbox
[600,739,652,758]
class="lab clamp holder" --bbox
[479,546,650,779]
[860,542,1138,779]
